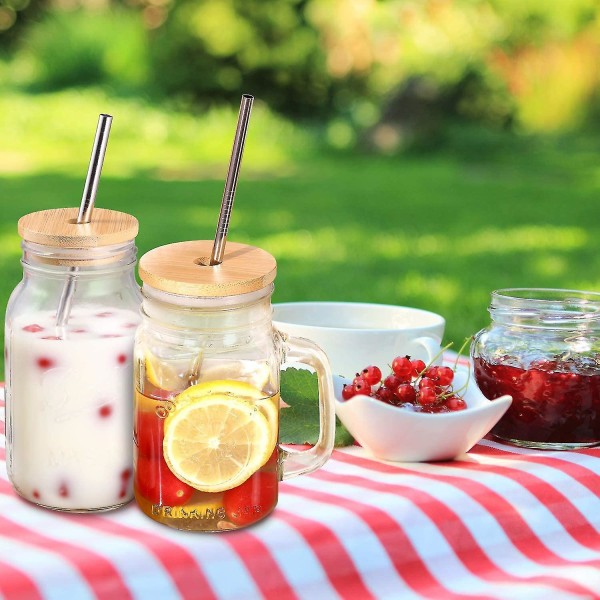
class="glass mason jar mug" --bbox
[134,241,336,531]
[472,288,600,449]
[5,208,142,511]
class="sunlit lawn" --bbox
[2,89,600,377]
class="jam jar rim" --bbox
[490,287,600,328]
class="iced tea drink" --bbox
[134,357,280,530]
[134,240,336,531]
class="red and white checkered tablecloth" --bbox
[2,386,600,599]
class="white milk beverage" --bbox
[9,307,139,509]
[5,208,141,512]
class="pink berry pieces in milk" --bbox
[7,306,139,510]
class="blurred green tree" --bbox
[0,0,46,47]
[20,8,148,91]
[145,0,357,118]
[3,0,600,142]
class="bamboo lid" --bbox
[18,208,139,248]
[139,240,277,297]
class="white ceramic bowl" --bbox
[273,301,445,378]
[334,369,512,462]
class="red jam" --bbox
[474,356,600,445]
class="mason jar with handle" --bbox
[134,240,336,531]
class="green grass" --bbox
[2,90,600,378]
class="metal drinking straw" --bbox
[55,113,113,327]
[209,94,254,266]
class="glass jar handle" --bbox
[278,334,336,480]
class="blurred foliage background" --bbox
[4,0,600,140]
[2,0,600,374]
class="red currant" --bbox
[353,377,372,396]
[341,384,356,401]
[353,373,367,386]
[344,355,467,414]
[361,365,382,385]
[135,455,194,506]
[436,366,454,387]
[391,356,413,380]
[394,383,417,404]
[384,374,403,390]
[418,377,437,390]
[445,395,467,411]
[411,359,426,376]
[135,409,165,460]
[424,366,440,381]
[98,404,113,418]
[377,387,396,403]
[223,469,278,527]
[418,387,437,405]
[36,357,55,370]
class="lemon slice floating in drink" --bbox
[163,392,274,493]
[173,379,279,451]
[145,350,199,392]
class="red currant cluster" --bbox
[341,355,467,413]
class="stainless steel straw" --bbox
[209,94,254,265]
[55,113,113,327]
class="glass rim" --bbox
[142,282,274,308]
[492,288,600,304]
[21,239,137,270]
[490,288,600,326]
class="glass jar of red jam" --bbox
[472,288,600,450]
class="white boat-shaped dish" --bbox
[334,368,512,462]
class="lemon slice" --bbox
[175,379,264,405]
[145,353,181,390]
[145,351,203,392]
[174,379,278,450]
[163,394,274,493]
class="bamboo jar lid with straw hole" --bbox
[18,207,139,248]
[140,95,260,299]
[139,240,277,297]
